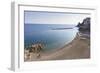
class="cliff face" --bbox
[77,17,90,34]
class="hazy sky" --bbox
[24,11,90,25]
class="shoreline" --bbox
[24,33,90,61]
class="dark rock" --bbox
[77,17,90,34]
[76,17,90,38]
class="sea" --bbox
[24,24,78,51]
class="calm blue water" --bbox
[24,24,78,51]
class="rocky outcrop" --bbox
[77,17,90,34]
[77,17,90,38]
[28,43,44,53]
[24,43,44,61]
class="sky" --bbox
[24,11,90,25]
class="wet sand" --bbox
[24,33,90,61]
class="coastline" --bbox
[24,33,90,61]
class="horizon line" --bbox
[24,23,77,25]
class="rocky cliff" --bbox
[77,17,90,34]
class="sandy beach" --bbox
[24,33,90,61]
